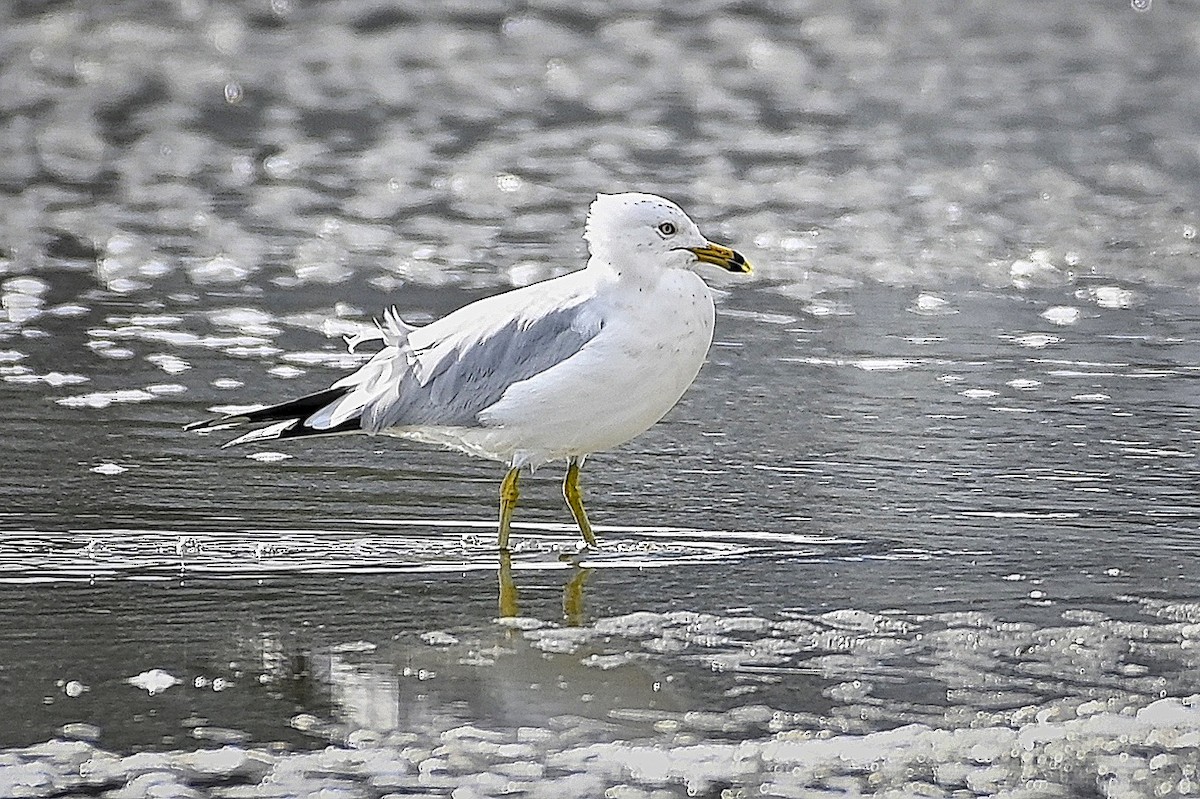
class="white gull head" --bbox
[583,192,749,276]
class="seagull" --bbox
[187,192,751,549]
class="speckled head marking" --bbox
[583,192,752,274]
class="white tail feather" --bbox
[344,306,415,353]
[222,419,299,448]
[312,307,420,432]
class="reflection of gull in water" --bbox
[498,551,591,625]
[187,193,751,549]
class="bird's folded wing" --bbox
[311,297,604,433]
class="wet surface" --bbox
[4,0,1200,796]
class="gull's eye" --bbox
[657,221,677,237]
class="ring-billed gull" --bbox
[188,192,752,549]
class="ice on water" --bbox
[7,600,1200,796]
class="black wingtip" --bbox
[185,387,353,434]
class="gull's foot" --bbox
[557,539,597,563]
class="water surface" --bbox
[3,0,1200,796]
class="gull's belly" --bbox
[476,271,716,466]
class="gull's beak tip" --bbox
[689,242,753,275]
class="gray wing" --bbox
[312,301,604,434]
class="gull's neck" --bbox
[585,252,669,289]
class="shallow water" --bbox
[4,0,1200,796]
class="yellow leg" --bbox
[562,566,591,627]
[498,550,519,618]
[498,467,520,551]
[562,458,598,548]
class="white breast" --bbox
[474,267,716,468]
